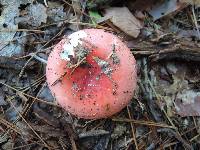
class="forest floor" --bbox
[0,0,200,149]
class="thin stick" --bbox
[0,29,45,33]
[0,81,58,107]
[0,117,20,134]
[71,0,80,31]
[112,118,176,129]
[7,97,50,149]
[126,107,139,150]
[190,133,200,142]
[44,0,48,7]
[69,57,86,75]
[192,5,200,40]
[19,27,65,78]
[30,53,47,64]
[62,0,92,21]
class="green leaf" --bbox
[89,11,102,25]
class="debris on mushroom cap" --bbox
[93,56,113,77]
[46,29,137,119]
[60,31,87,61]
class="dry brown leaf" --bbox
[104,7,143,38]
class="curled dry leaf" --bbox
[103,7,143,38]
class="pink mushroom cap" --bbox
[46,29,137,119]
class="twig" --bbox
[16,46,54,60]
[148,80,176,128]
[157,128,192,150]
[30,53,47,64]
[192,5,200,40]
[14,75,45,92]
[78,130,109,138]
[64,20,96,27]
[23,82,48,118]
[112,118,176,129]
[0,81,58,107]
[140,58,162,122]
[60,118,78,150]
[44,0,48,7]
[161,126,198,149]
[71,0,81,30]
[0,117,20,134]
[69,57,86,75]
[51,71,68,86]
[0,29,45,33]
[19,27,65,78]
[8,142,38,150]
[51,57,86,86]
[190,133,200,142]
[7,97,51,149]
[126,106,139,150]
[130,38,200,62]
[0,33,34,45]
[62,0,93,22]
[147,73,191,150]
[33,103,60,127]
[0,57,30,70]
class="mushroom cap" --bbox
[46,29,137,119]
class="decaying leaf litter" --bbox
[0,0,200,149]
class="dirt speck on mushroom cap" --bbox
[46,29,137,119]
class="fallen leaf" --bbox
[103,7,143,38]
[27,3,47,27]
[148,0,187,20]
[0,0,28,57]
[5,100,23,122]
[16,3,47,27]
[175,90,200,116]
[89,10,102,25]
[0,32,26,57]
[47,1,68,22]
[38,85,54,102]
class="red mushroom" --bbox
[46,29,137,119]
